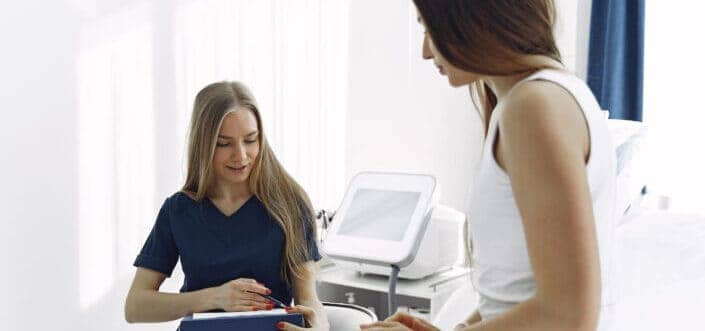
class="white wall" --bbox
[345,0,483,211]
[0,1,81,329]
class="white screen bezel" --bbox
[322,172,436,266]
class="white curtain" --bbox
[75,0,348,317]
[76,2,156,309]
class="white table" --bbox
[316,262,471,320]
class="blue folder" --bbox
[179,312,304,331]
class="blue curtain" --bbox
[587,0,645,121]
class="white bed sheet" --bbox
[433,211,705,330]
[609,211,705,330]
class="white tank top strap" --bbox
[483,69,611,184]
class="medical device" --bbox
[321,172,464,314]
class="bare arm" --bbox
[124,267,214,323]
[463,82,601,331]
[290,261,329,330]
[124,267,272,323]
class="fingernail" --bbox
[252,307,259,311]
[277,322,285,329]
[267,289,272,295]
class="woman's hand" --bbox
[211,278,274,312]
[360,312,440,331]
[277,305,324,331]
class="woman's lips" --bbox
[226,165,247,173]
[436,64,446,75]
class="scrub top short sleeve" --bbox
[134,197,179,277]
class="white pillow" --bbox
[607,119,648,221]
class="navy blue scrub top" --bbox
[134,192,321,306]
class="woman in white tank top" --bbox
[360,1,616,331]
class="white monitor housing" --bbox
[323,172,463,279]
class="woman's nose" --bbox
[422,35,433,60]
[231,143,247,161]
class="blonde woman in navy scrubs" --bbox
[125,81,329,330]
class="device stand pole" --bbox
[387,265,401,317]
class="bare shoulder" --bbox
[498,80,588,158]
[500,80,582,129]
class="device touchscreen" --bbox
[337,189,420,241]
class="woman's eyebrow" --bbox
[218,131,258,139]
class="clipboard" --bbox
[179,309,304,330]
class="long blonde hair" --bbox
[182,81,316,283]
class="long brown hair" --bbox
[182,81,316,283]
[413,0,564,132]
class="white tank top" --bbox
[467,69,617,328]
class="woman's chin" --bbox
[227,174,249,184]
[448,78,467,88]
[216,172,250,186]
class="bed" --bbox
[432,211,705,330]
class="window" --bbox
[643,1,705,213]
